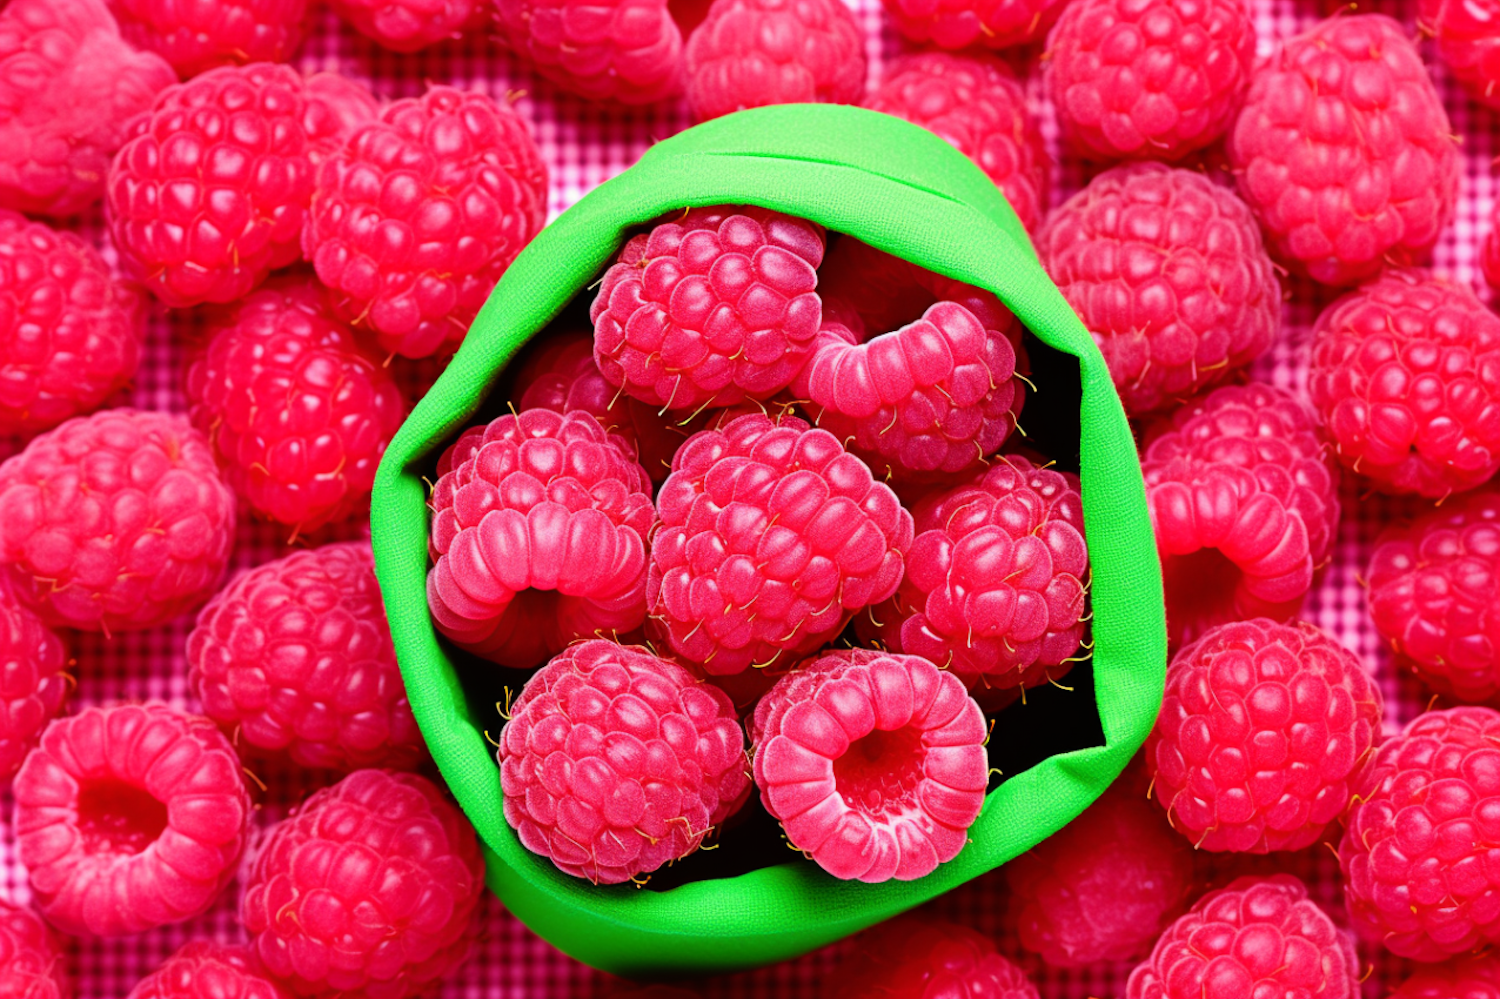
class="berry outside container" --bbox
[370,103,1166,977]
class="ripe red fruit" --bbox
[328,0,477,51]
[0,899,66,999]
[882,0,1065,49]
[127,942,290,999]
[1420,0,1500,111]
[0,578,68,781]
[109,0,309,76]
[825,916,1041,999]
[492,0,684,104]
[1392,954,1500,999]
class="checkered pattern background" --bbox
[0,0,1491,994]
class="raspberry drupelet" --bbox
[1143,383,1339,645]
[0,578,68,781]
[0,408,237,633]
[427,409,655,669]
[591,205,827,412]
[1309,269,1500,499]
[1340,706,1500,961]
[1420,0,1500,112]
[186,275,406,533]
[13,703,251,937]
[327,0,477,51]
[0,898,65,999]
[499,640,750,884]
[1147,618,1382,853]
[1392,955,1500,998]
[241,769,484,999]
[1368,487,1500,703]
[109,0,310,77]
[127,942,289,999]
[858,455,1088,694]
[881,0,1065,50]
[824,916,1041,999]
[751,649,988,882]
[492,0,683,104]
[648,413,913,675]
[0,0,175,218]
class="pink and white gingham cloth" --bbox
[0,0,1488,994]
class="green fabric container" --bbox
[369,103,1166,979]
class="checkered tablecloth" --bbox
[0,0,1490,994]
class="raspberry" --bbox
[752,649,987,882]
[128,942,290,999]
[1420,0,1500,111]
[242,769,484,999]
[108,63,376,310]
[648,413,913,674]
[1036,162,1279,416]
[427,409,654,668]
[328,0,478,51]
[1126,876,1359,999]
[0,0,174,218]
[0,408,236,633]
[1228,14,1459,287]
[13,703,251,937]
[305,87,547,360]
[109,0,308,77]
[1368,488,1500,703]
[1143,383,1340,644]
[1147,618,1382,853]
[592,206,826,412]
[1045,0,1255,161]
[499,639,750,884]
[0,210,145,435]
[1309,270,1500,498]
[492,0,683,104]
[189,541,425,772]
[186,276,406,532]
[858,455,1087,692]
[513,328,687,482]
[825,916,1040,998]
[863,52,1048,234]
[0,899,65,999]
[0,579,68,781]
[793,304,1022,481]
[1340,706,1500,961]
[1393,955,1500,999]
[1005,784,1194,966]
[882,0,1063,50]
[683,0,864,122]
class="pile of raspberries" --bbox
[4,0,1500,995]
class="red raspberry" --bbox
[108,63,376,309]
[13,703,251,937]
[1147,618,1382,853]
[0,408,237,633]
[1368,487,1500,703]
[1036,162,1280,416]
[1045,0,1255,161]
[1393,955,1500,999]
[128,942,290,999]
[0,579,68,781]
[859,455,1087,692]
[0,0,174,218]
[109,0,308,76]
[1340,706,1500,961]
[189,541,425,772]
[648,413,913,674]
[427,409,654,668]
[513,328,687,482]
[683,0,864,122]
[186,276,406,532]
[1126,876,1359,999]
[1228,14,1458,287]
[1309,270,1500,498]
[492,0,683,104]
[1005,784,1194,966]
[825,916,1040,999]
[0,899,65,999]
[1143,383,1340,645]
[328,0,477,50]
[500,639,750,884]
[882,0,1063,50]
[305,87,547,360]
[792,304,1022,481]
[751,649,987,882]
[242,769,484,999]
[0,211,145,435]
[863,52,1048,234]
[591,206,826,411]
[1420,0,1500,111]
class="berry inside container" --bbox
[370,103,1165,977]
